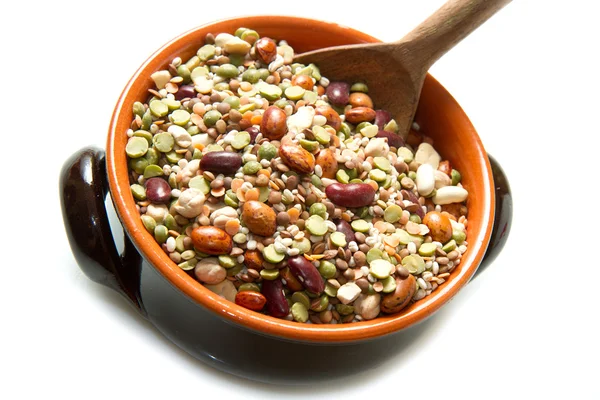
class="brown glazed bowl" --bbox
[60,16,511,384]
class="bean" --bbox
[344,106,376,124]
[423,211,453,243]
[314,105,341,131]
[315,148,338,179]
[204,279,237,303]
[174,84,196,101]
[332,218,356,244]
[374,109,392,130]
[255,37,278,64]
[200,151,242,175]
[376,130,405,149]
[348,92,373,108]
[353,294,381,320]
[279,140,315,174]
[287,255,325,295]
[325,183,375,208]
[415,142,441,169]
[235,290,267,311]
[242,200,277,237]
[325,81,350,106]
[261,106,288,140]
[144,177,171,204]
[280,267,304,291]
[245,126,260,143]
[261,278,289,318]
[190,226,233,255]
[432,186,468,205]
[194,257,227,284]
[381,274,416,314]
[291,74,314,90]
[243,249,264,271]
[416,164,435,196]
[400,189,417,204]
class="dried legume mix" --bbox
[125,28,470,324]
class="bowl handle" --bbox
[472,153,513,278]
[60,147,145,315]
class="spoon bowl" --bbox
[295,0,512,137]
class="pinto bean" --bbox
[381,274,416,314]
[190,226,233,255]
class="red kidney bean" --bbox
[286,256,325,295]
[174,84,196,101]
[144,177,171,204]
[333,218,355,244]
[376,130,405,149]
[245,126,260,143]
[200,151,242,175]
[325,82,350,106]
[374,109,392,129]
[325,183,375,208]
[414,205,425,219]
[261,279,289,318]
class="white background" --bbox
[1,0,599,398]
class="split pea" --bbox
[384,204,403,223]
[291,302,309,323]
[351,219,370,233]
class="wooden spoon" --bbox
[294,0,512,137]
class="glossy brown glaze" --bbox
[60,147,144,314]
[60,146,510,383]
[472,154,512,278]
[95,16,500,343]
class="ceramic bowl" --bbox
[60,15,511,383]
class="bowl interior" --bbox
[106,16,494,343]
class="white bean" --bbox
[416,164,435,196]
[432,186,469,205]
[414,142,441,169]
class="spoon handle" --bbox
[399,0,511,72]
